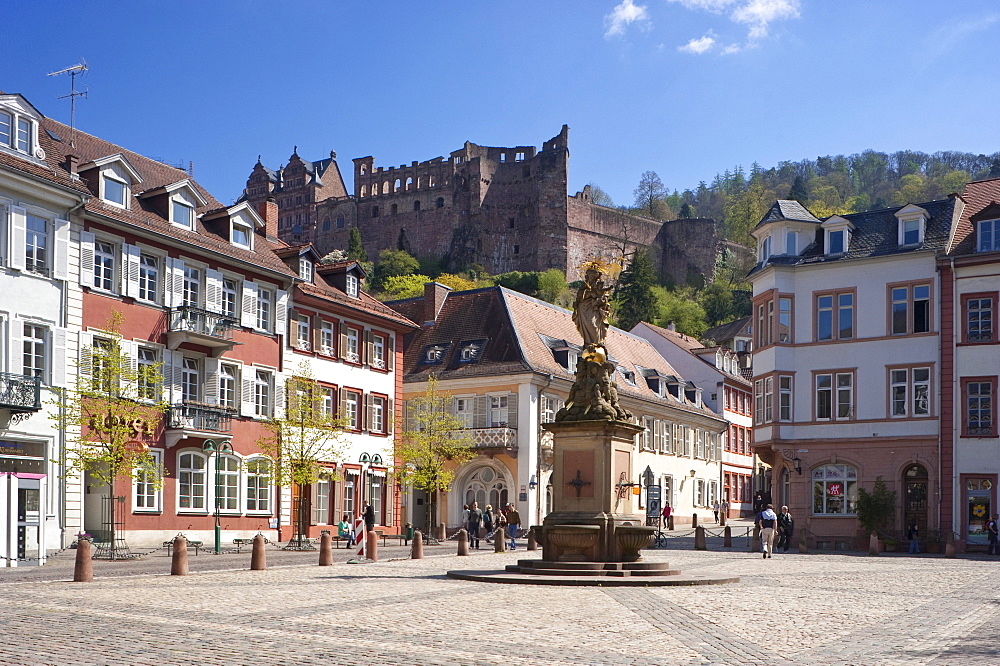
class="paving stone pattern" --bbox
[2,546,999,665]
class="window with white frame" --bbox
[346,273,359,297]
[371,333,386,369]
[254,370,272,417]
[172,199,194,229]
[25,214,48,274]
[541,395,559,423]
[256,289,272,330]
[320,321,335,355]
[138,254,158,302]
[812,464,857,514]
[219,363,238,410]
[778,375,793,421]
[103,173,128,207]
[345,327,360,362]
[979,219,1000,253]
[642,417,654,451]
[222,278,239,318]
[816,372,853,420]
[764,377,773,423]
[345,390,360,429]
[344,474,356,515]
[215,455,240,511]
[133,450,162,512]
[93,241,115,291]
[759,235,771,263]
[299,257,312,281]
[90,337,114,392]
[0,109,33,154]
[182,266,200,307]
[181,357,200,403]
[314,478,330,524]
[371,395,386,433]
[662,421,673,454]
[137,347,158,401]
[178,452,207,510]
[695,479,705,506]
[489,395,508,427]
[22,323,46,379]
[901,218,921,246]
[371,476,383,524]
[321,387,334,418]
[827,229,846,255]
[456,397,474,427]
[246,459,271,513]
[889,367,931,417]
[231,221,252,249]
[296,315,310,350]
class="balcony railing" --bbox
[466,427,518,452]
[168,403,233,433]
[0,372,42,412]
[168,307,237,341]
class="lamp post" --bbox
[202,438,233,555]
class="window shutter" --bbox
[386,335,395,371]
[506,393,518,429]
[166,258,185,308]
[387,398,394,434]
[239,364,254,417]
[122,244,141,298]
[285,378,300,416]
[78,231,96,286]
[77,331,93,384]
[275,289,289,336]
[339,325,348,358]
[364,393,373,431]
[474,396,488,428]
[8,206,26,271]
[120,339,138,384]
[241,281,258,328]
[205,269,223,314]
[403,401,415,432]
[339,389,348,422]
[310,483,320,525]
[9,319,23,376]
[384,482,394,527]
[204,357,219,405]
[312,316,323,351]
[273,375,284,418]
[364,330,373,366]
[53,218,70,281]
[169,350,184,404]
[52,327,67,387]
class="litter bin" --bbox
[404,523,414,544]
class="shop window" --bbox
[812,464,857,515]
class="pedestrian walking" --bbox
[987,514,999,556]
[721,499,730,520]
[461,503,470,527]
[468,501,483,549]
[713,501,720,524]
[759,503,777,559]
[483,504,495,542]
[776,505,793,552]
[907,520,920,554]
[662,502,672,529]
[506,502,522,550]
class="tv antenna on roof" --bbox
[47,59,88,148]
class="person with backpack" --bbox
[758,503,778,559]
[987,514,999,556]
[467,501,483,549]
[907,520,920,554]
[483,504,495,543]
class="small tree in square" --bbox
[259,361,348,549]
[856,476,898,538]
[397,376,476,534]
[56,310,168,560]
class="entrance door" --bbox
[903,464,929,536]
[16,478,41,564]
[965,478,994,545]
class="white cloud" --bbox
[721,43,742,55]
[678,31,718,54]
[921,13,1000,63]
[604,0,650,38]
[731,0,800,40]
[667,0,737,13]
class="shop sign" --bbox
[88,415,156,438]
[0,440,45,459]
[827,483,843,496]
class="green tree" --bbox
[435,273,480,292]
[380,274,432,300]
[700,281,736,327]
[678,202,694,218]
[787,175,808,203]
[536,268,568,304]
[614,248,658,331]
[57,310,168,558]
[371,248,419,291]
[258,362,349,548]
[347,227,368,262]
[855,476,898,538]
[633,170,669,220]
[652,286,708,338]
[397,376,476,531]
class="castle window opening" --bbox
[509,218,515,229]
[514,245,519,255]
[515,152,525,162]
[360,185,366,198]
[382,181,389,195]
[391,204,398,215]
[372,206,379,218]
[323,218,331,231]
[394,179,401,192]
[436,197,444,209]
[413,200,421,211]
[337,215,345,229]
[500,153,506,163]
[455,156,462,164]
[406,177,413,190]
[360,164,367,175]
[296,196,302,206]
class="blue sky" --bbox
[4,1,1000,208]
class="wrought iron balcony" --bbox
[166,307,238,357]
[0,372,42,413]
[167,403,233,434]
[466,427,518,453]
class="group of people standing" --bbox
[463,501,522,550]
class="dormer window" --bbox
[103,175,127,206]
[828,229,845,255]
[231,221,252,249]
[901,219,920,245]
[172,199,194,229]
[0,109,32,155]
[299,257,313,281]
[759,236,771,263]
[978,219,1000,253]
[346,273,359,297]
[785,231,797,255]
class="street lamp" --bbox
[792,457,802,475]
[203,438,233,555]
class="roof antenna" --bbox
[47,59,88,148]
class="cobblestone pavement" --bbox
[3,545,999,665]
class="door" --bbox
[965,477,994,545]
[903,464,928,536]
[16,478,41,564]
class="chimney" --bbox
[423,282,452,325]
[257,195,279,239]
[65,153,79,179]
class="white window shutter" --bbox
[120,339,138,381]
[53,218,70,281]
[122,244,141,298]
[52,328,67,387]
[241,281,258,328]
[273,374,284,418]
[9,319,23,375]
[78,231,96,287]
[204,357,220,405]
[205,269,223,314]
[9,206,27,271]
[240,364,254,417]
[506,394,518,429]
[275,289,289,336]
[387,398,394,434]
[171,259,186,308]
[364,330,373,366]
[77,330,93,384]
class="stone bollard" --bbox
[868,532,879,556]
[752,525,761,553]
[366,531,379,562]
[945,531,956,558]
[692,513,699,529]
[457,529,469,556]
[251,534,267,570]
[73,538,93,582]
[667,515,674,530]
[171,535,189,576]
[494,531,506,553]
[723,525,732,548]
[798,529,809,554]
[319,533,333,566]
[694,526,707,551]
[411,530,424,559]
[720,512,726,527]
[527,526,538,551]
[437,523,447,541]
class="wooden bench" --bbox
[232,536,270,553]
[164,539,203,556]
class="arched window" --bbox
[336,215,345,229]
[246,458,272,513]
[322,217,331,231]
[359,184,366,198]
[436,197,444,209]
[178,452,207,510]
[406,177,413,190]
[413,200,421,212]
[394,179,401,192]
[382,181,389,194]
[464,467,508,511]
[217,455,241,510]
[360,164,367,175]
[812,464,857,515]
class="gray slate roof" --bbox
[755,200,822,228]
